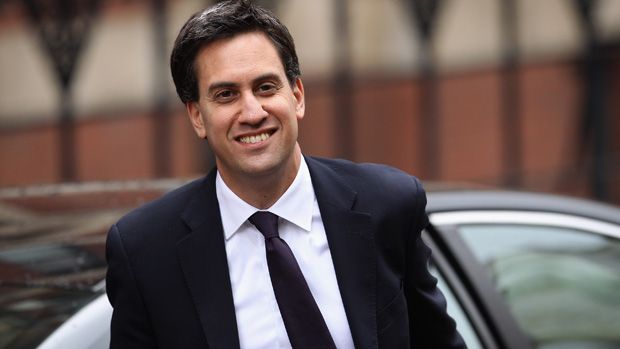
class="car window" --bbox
[430,265,483,349]
[457,222,620,349]
[0,180,177,349]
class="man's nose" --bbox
[239,93,268,124]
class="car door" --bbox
[427,209,620,349]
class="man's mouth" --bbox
[237,132,272,144]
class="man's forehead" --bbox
[194,32,286,84]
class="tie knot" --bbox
[249,211,279,239]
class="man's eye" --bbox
[214,90,236,101]
[257,83,277,94]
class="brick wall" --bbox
[1,58,619,204]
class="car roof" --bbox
[426,189,620,226]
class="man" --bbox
[106,1,466,348]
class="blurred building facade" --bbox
[1,0,619,204]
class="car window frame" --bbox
[425,219,534,349]
[423,229,497,349]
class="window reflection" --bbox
[0,286,102,349]
[458,224,620,349]
[430,264,483,349]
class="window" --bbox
[457,221,620,349]
[430,265,483,349]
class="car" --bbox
[0,180,181,349]
[425,188,620,349]
[1,181,619,349]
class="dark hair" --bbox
[170,0,301,104]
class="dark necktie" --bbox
[249,211,337,349]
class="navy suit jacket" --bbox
[106,156,466,348]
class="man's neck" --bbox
[218,148,302,209]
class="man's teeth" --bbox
[239,133,270,144]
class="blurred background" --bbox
[1,0,619,204]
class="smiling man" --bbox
[105,1,465,348]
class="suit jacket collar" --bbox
[176,158,378,349]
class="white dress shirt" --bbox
[215,158,355,349]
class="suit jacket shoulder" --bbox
[116,176,204,233]
[305,156,426,215]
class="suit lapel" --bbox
[306,157,379,349]
[177,171,240,349]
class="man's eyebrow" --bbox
[253,73,283,84]
[207,81,238,95]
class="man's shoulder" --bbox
[306,157,426,222]
[306,156,422,190]
[115,176,206,231]
[305,156,425,210]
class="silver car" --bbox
[1,182,619,349]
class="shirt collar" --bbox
[216,157,315,241]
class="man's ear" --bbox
[186,102,207,139]
[293,77,305,121]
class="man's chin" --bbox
[239,155,295,178]
[239,162,280,178]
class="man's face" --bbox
[187,31,305,185]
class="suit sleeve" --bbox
[106,224,158,348]
[403,178,466,348]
